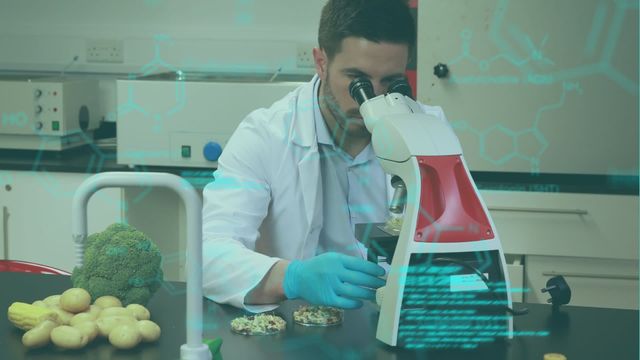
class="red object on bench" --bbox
[0,260,70,275]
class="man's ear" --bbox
[313,48,328,79]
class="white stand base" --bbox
[180,343,212,360]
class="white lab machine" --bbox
[116,73,309,168]
[0,75,100,150]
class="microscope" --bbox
[350,78,514,349]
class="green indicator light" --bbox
[52,121,60,131]
[181,145,191,158]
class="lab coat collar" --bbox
[292,74,393,228]
[291,74,320,148]
[290,74,323,234]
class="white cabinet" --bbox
[482,190,638,260]
[481,190,639,309]
[505,255,524,303]
[0,171,122,272]
[525,255,638,310]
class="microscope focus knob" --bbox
[433,63,450,79]
[203,141,223,162]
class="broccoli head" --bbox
[71,223,164,306]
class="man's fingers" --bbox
[329,296,363,310]
[340,255,386,277]
[338,270,385,289]
[335,282,376,301]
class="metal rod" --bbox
[542,271,638,280]
[72,172,210,359]
[488,206,588,215]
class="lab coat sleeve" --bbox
[202,111,281,312]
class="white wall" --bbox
[0,0,324,74]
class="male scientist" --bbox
[202,0,453,312]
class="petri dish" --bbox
[293,305,343,327]
[230,313,287,335]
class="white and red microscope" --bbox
[350,78,514,350]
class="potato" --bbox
[94,296,122,309]
[98,307,131,319]
[96,316,136,337]
[73,321,99,342]
[31,300,48,308]
[51,325,87,349]
[70,312,95,326]
[109,324,141,349]
[43,295,61,307]
[22,320,58,348]
[50,308,74,325]
[137,320,161,342]
[86,304,102,318]
[60,288,91,313]
[126,304,150,320]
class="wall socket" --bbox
[86,39,124,63]
[296,43,316,68]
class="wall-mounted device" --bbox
[0,75,100,151]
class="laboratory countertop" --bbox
[1,272,638,360]
[0,145,637,195]
[0,145,217,187]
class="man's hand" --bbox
[283,252,386,309]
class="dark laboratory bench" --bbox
[1,145,637,194]
[0,145,217,188]
[1,272,638,360]
[0,145,130,173]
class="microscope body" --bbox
[359,92,514,349]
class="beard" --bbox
[319,73,370,148]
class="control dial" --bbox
[203,141,223,162]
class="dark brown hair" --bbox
[318,0,416,60]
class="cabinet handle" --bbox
[489,206,588,215]
[542,271,639,280]
[2,206,8,260]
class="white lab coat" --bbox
[202,75,453,311]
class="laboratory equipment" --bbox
[0,75,100,150]
[116,72,308,168]
[350,78,513,349]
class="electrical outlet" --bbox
[86,39,124,63]
[296,43,316,69]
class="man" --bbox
[202,0,451,312]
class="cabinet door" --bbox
[525,255,639,310]
[3,171,121,272]
[482,190,639,260]
[505,254,524,303]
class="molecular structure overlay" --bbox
[0,0,636,357]
[422,0,637,178]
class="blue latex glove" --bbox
[283,252,386,309]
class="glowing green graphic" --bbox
[443,0,637,173]
[1,112,28,128]
[451,81,583,173]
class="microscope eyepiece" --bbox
[349,77,375,105]
[387,78,413,99]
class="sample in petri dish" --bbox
[230,313,287,335]
[293,305,343,327]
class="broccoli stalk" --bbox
[71,223,164,306]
